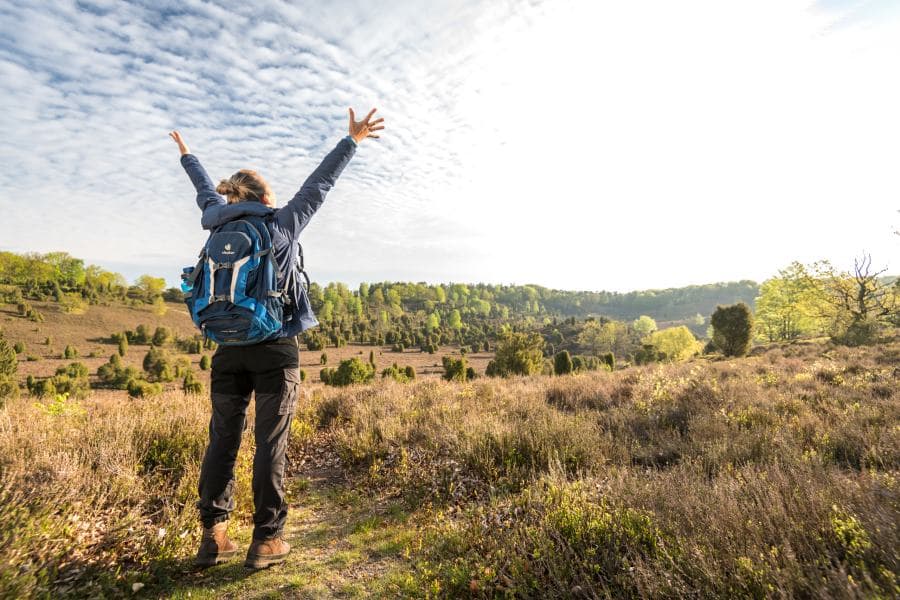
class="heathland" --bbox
[0,250,898,598]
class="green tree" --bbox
[631,315,658,337]
[577,320,628,357]
[648,326,701,361]
[447,309,463,330]
[754,262,828,342]
[485,331,544,377]
[152,296,168,316]
[813,255,897,345]
[117,336,128,357]
[44,251,87,288]
[135,274,166,299]
[710,303,753,357]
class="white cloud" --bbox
[0,0,896,291]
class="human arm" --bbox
[170,130,227,212]
[274,108,384,238]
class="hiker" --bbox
[168,108,384,569]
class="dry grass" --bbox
[1,335,897,598]
[316,337,899,598]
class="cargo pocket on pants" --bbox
[278,367,301,415]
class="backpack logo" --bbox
[223,243,234,255]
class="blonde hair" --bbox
[216,169,276,205]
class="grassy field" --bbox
[0,326,897,598]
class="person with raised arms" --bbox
[169,107,384,569]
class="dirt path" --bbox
[164,447,416,599]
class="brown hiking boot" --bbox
[244,536,291,569]
[194,522,239,568]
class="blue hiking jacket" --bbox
[180,136,357,338]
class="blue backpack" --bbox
[181,215,285,345]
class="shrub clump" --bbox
[127,379,163,398]
[486,331,545,377]
[710,303,754,357]
[151,326,171,347]
[96,354,143,390]
[321,357,375,387]
[0,333,19,403]
[441,355,470,382]
[27,362,90,399]
[554,350,573,375]
[182,371,203,395]
[142,346,175,382]
[381,363,416,383]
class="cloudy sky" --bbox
[1,0,898,291]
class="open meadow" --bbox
[1,330,897,598]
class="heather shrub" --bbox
[0,392,211,596]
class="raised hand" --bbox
[348,108,385,144]
[168,130,190,156]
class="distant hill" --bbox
[0,249,762,326]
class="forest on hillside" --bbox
[0,250,758,322]
[1,250,897,383]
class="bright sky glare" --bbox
[1,0,897,291]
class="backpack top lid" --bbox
[201,200,275,231]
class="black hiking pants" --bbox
[197,335,301,540]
